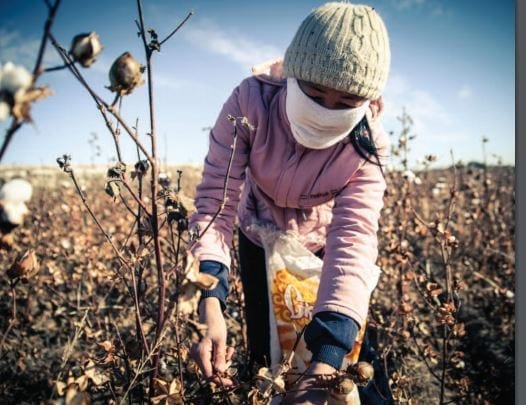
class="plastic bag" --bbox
[253,225,367,374]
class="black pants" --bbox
[237,229,393,403]
[238,229,272,366]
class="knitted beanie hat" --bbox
[283,2,390,100]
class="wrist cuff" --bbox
[198,260,229,312]
[199,290,227,312]
[311,344,348,369]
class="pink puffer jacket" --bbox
[189,69,389,326]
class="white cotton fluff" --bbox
[0,62,32,95]
[0,179,33,226]
[0,178,33,203]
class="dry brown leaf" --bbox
[97,340,114,352]
[56,380,67,396]
[151,378,183,405]
[11,86,53,122]
[178,282,200,316]
[254,366,286,395]
[66,390,90,405]
[191,272,220,290]
[83,359,110,386]
[184,252,219,290]
[75,375,89,392]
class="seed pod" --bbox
[7,249,39,281]
[328,377,360,404]
[134,159,150,175]
[108,52,145,95]
[354,361,374,384]
[69,32,103,68]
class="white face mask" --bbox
[285,78,369,150]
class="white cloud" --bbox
[457,84,472,99]
[392,0,427,10]
[182,20,283,70]
[390,0,447,16]
[383,73,451,137]
[379,73,487,166]
[0,29,61,69]
[155,72,204,91]
[0,30,41,69]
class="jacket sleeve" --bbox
[199,260,229,311]
[313,134,388,327]
[304,311,360,369]
[188,82,251,269]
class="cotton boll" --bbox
[328,378,360,404]
[0,201,29,226]
[0,178,33,203]
[0,179,33,233]
[108,52,144,95]
[402,170,415,183]
[70,32,103,67]
[0,62,32,95]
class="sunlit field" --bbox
[0,157,514,403]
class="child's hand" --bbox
[281,361,336,404]
[191,297,234,386]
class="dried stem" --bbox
[409,325,442,383]
[135,0,166,394]
[163,223,185,399]
[196,119,239,240]
[0,281,19,352]
[119,194,138,217]
[159,11,194,46]
[100,104,124,163]
[43,62,72,72]
[130,263,151,358]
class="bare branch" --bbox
[196,118,240,240]
[33,0,62,80]
[159,11,194,46]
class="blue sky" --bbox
[0,0,515,168]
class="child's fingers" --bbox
[191,337,214,379]
[225,346,235,362]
